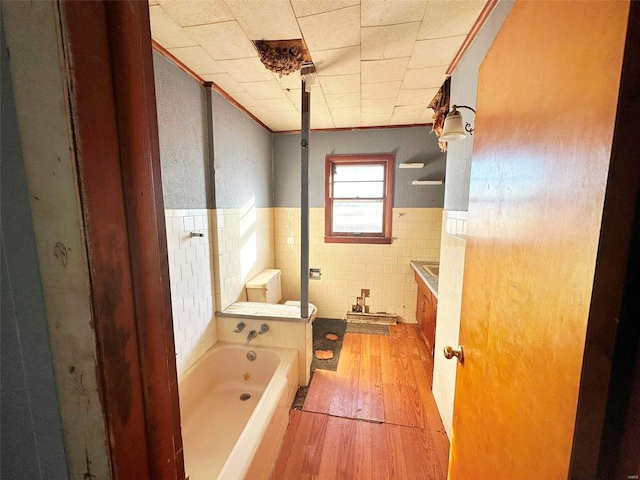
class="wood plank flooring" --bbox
[271,324,449,480]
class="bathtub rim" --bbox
[178,342,298,480]
[216,300,318,324]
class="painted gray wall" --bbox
[0,19,69,478]
[153,51,211,208]
[444,0,514,211]
[273,127,445,208]
[212,90,273,209]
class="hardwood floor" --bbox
[271,324,450,480]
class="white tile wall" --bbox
[167,205,439,381]
[213,206,275,311]
[165,209,217,376]
[274,207,442,321]
[432,210,468,437]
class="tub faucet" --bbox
[245,330,258,344]
[233,322,246,333]
[258,323,269,335]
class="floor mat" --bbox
[311,318,346,373]
[345,322,390,336]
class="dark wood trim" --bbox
[61,2,184,478]
[324,154,394,245]
[277,123,433,135]
[446,0,499,76]
[151,41,273,133]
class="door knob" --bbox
[444,345,464,364]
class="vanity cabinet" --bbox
[415,271,437,357]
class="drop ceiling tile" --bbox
[362,112,390,126]
[419,107,436,123]
[331,106,361,117]
[312,101,333,117]
[265,111,302,131]
[284,89,300,108]
[319,74,360,95]
[298,6,360,51]
[388,114,422,126]
[362,98,396,114]
[291,0,359,17]
[392,104,425,117]
[418,0,486,40]
[310,103,335,128]
[241,80,288,100]
[168,46,225,74]
[396,88,439,106]
[274,72,303,90]
[361,57,410,83]
[361,0,428,27]
[361,22,420,60]
[333,116,362,128]
[225,0,301,40]
[201,73,246,93]
[149,6,198,48]
[402,66,447,90]
[407,36,466,69]
[228,91,260,107]
[311,114,336,129]
[285,86,327,111]
[309,85,328,105]
[325,93,360,109]
[251,98,297,113]
[186,21,256,61]
[217,57,276,82]
[156,0,234,27]
[312,47,361,76]
[361,81,402,100]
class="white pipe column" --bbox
[299,64,315,319]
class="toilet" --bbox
[246,269,317,320]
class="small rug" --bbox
[311,318,346,372]
[346,322,390,336]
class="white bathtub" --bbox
[179,343,298,480]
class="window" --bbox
[324,154,394,244]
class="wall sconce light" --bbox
[440,105,476,141]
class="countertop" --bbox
[410,260,439,298]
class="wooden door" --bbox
[448,1,634,479]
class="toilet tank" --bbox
[246,269,282,304]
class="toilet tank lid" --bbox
[246,269,281,289]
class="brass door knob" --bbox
[444,345,464,364]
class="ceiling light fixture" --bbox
[440,105,476,141]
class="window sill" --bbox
[324,236,392,245]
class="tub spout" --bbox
[245,330,258,344]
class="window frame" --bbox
[324,153,394,244]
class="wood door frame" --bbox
[60,1,184,478]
